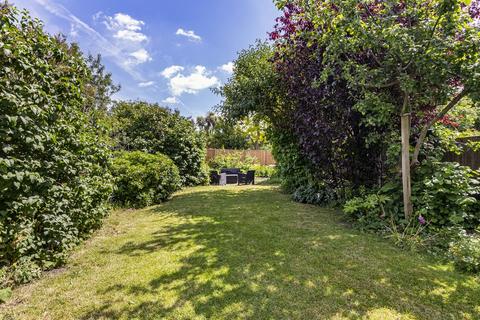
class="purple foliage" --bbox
[270,4,388,191]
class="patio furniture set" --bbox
[210,168,255,186]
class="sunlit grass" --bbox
[1,185,479,319]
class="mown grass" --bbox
[1,185,479,319]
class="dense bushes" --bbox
[0,6,113,286]
[449,234,480,273]
[110,101,208,186]
[111,151,181,208]
[207,151,276,177]
[343,162,480,232]
[414,162,480,231]
[208,151,258,172]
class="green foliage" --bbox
[0,288,12,303]
[0,5,113,286]
[197,114,249,149]
[292,183,337,206]
[110,101,208,186]
[83,54,120,114]
[215,41,283,122]
[414,162,480,231]
[269,129,312,193]
[196,112,270,150]
[344,162,480,232]
[208,151,258,172]
[343,194,391,232]
[449,233,480,273]
[251,164,276,178]
[207,151,276,177]
[111,151,181,208]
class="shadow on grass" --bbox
[81,187,480,319]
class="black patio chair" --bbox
[210,171,220,185]
[238,170,255,185]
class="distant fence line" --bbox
[206,149,276,166]
[444,136,480,170]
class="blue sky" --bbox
[11,0,280,117]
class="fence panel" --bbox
[444,136,480,170]
[206,149,276,166]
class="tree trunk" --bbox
[401,113,413,219]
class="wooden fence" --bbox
[444,136,480,170]
[206,149,276,166]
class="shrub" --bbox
[252,164,276,178]
[413,162,480,231]
[343,194,392,231]
[111,151,181,208]
[270,130,314,194]
[291,181,338,206]
[208,151,259,172]
[0,6,113,287]
[110,101,208,186]
[448,233,480,273]
[207,151,276,177]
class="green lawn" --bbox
[1,185,479,320]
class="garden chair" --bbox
[238,170,255,185]
[210,171,220,185]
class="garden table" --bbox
[226,174,239,184]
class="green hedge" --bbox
[0,6,113,286]
[111,151,181,208]
[110,101,208,186]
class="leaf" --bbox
[0,288,12,303]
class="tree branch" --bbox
[410,88,468,167]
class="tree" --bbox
[215,41,287,126]
[274,0,480,218]
[196,112,269,150]
[110,101,208,186]
[83,54,120,114]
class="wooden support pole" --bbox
[401,113,413,219]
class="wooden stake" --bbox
[401,113,413,219]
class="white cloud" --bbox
[162,97,180,104]
[94,11,152,72]
[104,13,144,31]
[114,29,148,42]
[138,81,155,87]
[129,49,152,64]
[220,62,234,74]
[99,12,148,43]
[176,28,202,42]
[161,65,184,79]
[168,65,220,96]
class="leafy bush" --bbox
[252,165,276,178]
[208,151,259,172]
[0,6,113,287]
[413,162,480,231]
[207,151,276,177]
[343,194,391,231]
[111,101,208,186]
[448,233,480,273]
[111,151,181,208]
[270,130,314,194]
